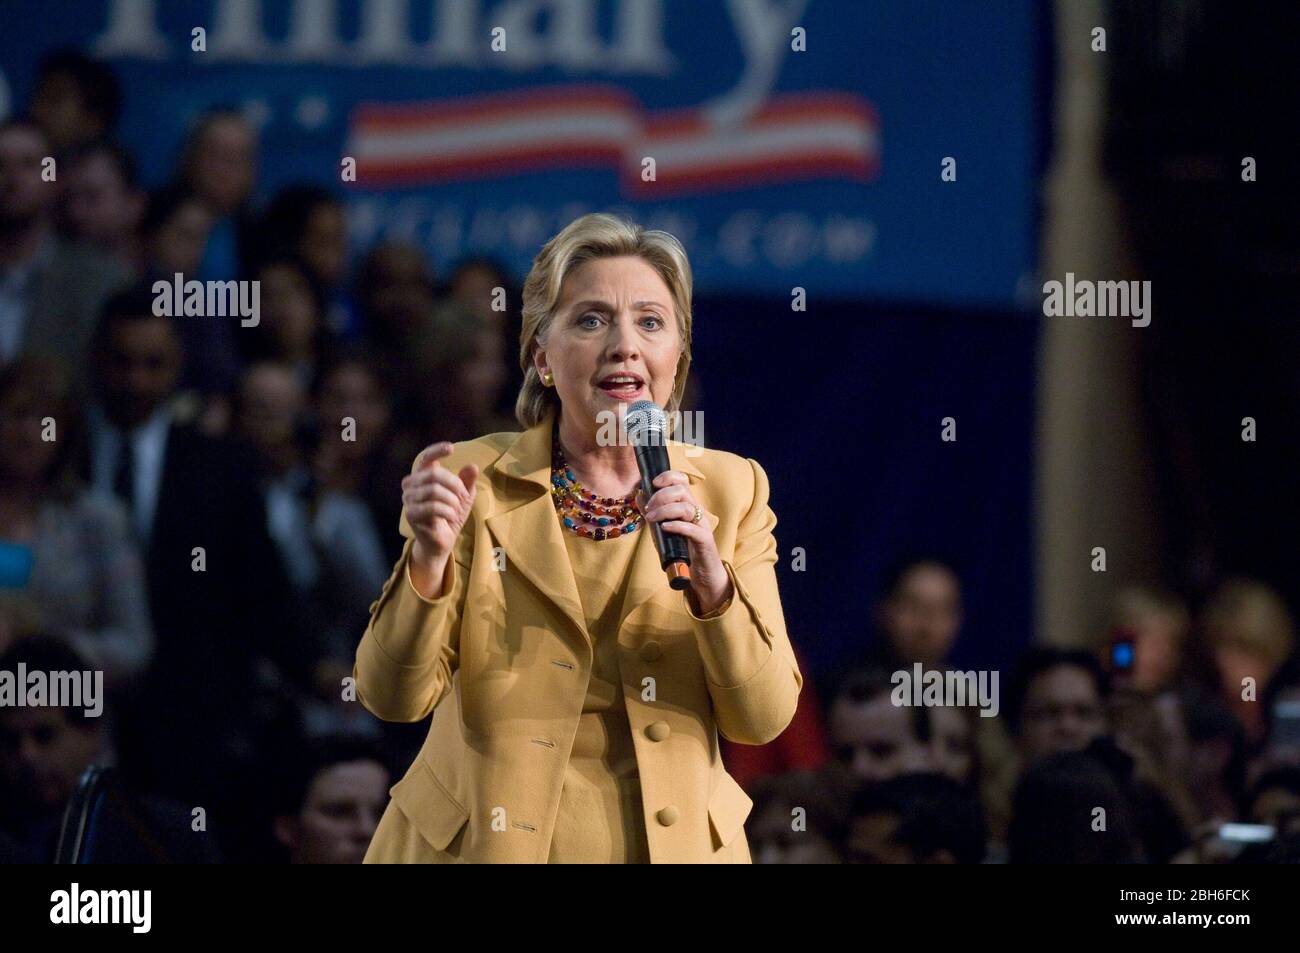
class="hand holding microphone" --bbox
[627,401,732,615]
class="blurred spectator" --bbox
[0,356,152,687]
[1110,584,1191,694]
[1006,646,1109,765]
[312,346,410,565]
[241,254,331,387]
[1150,691,1196,818]
[825,668,931,790]
[1096,734,1190,863]
[356,240,437,428]
[0,117,129,371]
[358,240,435,349]
[0,635,105,859]
[1257,655,1300,774]
[139,187,229,429]
[1009,746,1145,863]
[167,108,259,399]
[445,255,516,333]
[1107,686,1201,835]
[866,552,1020,845]
[255,185,354,337]
[177,107,258,279]
[84,284,296,803]
[928,702,979,789]
[140,185,213,283]
[236,362,310,488]
[1178,683,1250,827]
[868,554,964,670]
[270,736,389,864]
[1245,767,1300,837]
[29,51,121,159]
[59,140,144,273]
[234,360,318,624]
[444,255,524,420]
[0,635,220,862]
[411,300,516,441]
[747,769,846,864]
[845,772,987,864]
[1089,735,1188,863]
[234,360,387,737]
[1197,578,1296,743]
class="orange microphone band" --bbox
[666,561,692,590]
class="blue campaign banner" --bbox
[0,0,1043,306]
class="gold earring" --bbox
[541,370,554,387]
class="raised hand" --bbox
[401,442,479,596]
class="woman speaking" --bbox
[355,214,802,863]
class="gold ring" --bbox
[692,505,703,524]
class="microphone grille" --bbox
[625,400,667,444]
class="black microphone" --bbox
[626,400,691,590]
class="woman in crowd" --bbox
[0,356,152,687]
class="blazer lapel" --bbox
[485,413,590,646]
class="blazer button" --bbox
[640,640,662,662]
[656,806,680,827]
[646,721,671,742]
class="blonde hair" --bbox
[515,213,693,430]
[1113,585,1190,641]
[1201,578,1296,671]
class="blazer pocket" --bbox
[390,759,470,852]
[707,770,754,850]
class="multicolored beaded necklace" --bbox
[550,428,642,541]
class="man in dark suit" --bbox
[83,284,302,808]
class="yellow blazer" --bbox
[355,410,802,863]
